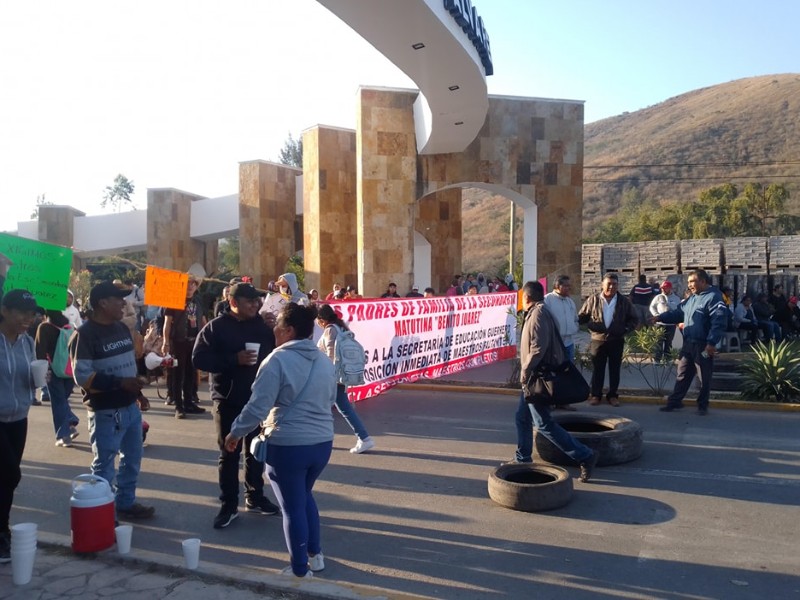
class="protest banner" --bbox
[0,233,72,311]
[144,266,189,310]
[330,293,518,401]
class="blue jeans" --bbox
[515,392,592,463]
[47,377,77,440]
[266,441,332,577]
[335,385,369,440]
[564,344,575,363]
[88,403,143,510]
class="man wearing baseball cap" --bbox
[649,280,681,360]
[193,282,280,528]
[69,280,154,520]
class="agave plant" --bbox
[740,340,800,403]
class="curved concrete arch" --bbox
[416,183,538,286]
[317,0,489,155]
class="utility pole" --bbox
[509,200,516,277]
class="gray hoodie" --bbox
[0,332,36,423]
[230,338,335,446]
[278,272,309,306]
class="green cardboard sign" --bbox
[0,233,73,311]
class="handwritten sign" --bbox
[0,233,72,311]
[144,266,188,310]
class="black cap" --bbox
[90,280,131,309]
[2,289,41,313]
[230,282,265,299]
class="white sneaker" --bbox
[350,436,375,454]
[55,437,72,447]
[279,566,312,579]
[308,552,325,572]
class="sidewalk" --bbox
[3,354,799,599]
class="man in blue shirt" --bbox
[653,269,728,415]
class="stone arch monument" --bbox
[299,86,584,298]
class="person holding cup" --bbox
[192,282,279,530]
[0,279,43,563]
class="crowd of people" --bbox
[2,252,797,573]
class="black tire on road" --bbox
[488,464,573,512]
[535,413,643,467]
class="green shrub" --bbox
[740,340,800,403]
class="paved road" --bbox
[3,373,800,599]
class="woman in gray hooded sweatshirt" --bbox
[0,270,42,563]
[224,303,336,579]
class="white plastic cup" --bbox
[30,360,48,387]
[181,538,201,570]
[10,541,36,553]
[245,343,260,365]
[115,525,133,554]
[10,523,37,544]
[11,547,36,585]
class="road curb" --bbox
[396,383,800,412]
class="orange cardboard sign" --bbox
[144,266,188,310]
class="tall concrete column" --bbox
[147,188,208,273]
[303,126,358,294]
[356,88,419,297]
[38,205,85,270]
[239,161,300,289]
[414,188,462,295]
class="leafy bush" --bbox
[740,340,800,403]
[622,326,678,395]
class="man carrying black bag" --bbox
[509,281,598,482]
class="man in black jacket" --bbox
[192,282,279,529]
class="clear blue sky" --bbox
[1,0,797,233]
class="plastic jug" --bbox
[70,474,115,553]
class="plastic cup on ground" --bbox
[181,538,200,570]
[245,343,260,365]
[10,538,36,550]
[10,523,37,545]
[115,525,133,554]
[30,361,48,387]
[11,547,36,585]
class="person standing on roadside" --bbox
[0,252,43,562]
[578,273,637,407]
[629,274,655,327]
[162,274,206,419]
[510,281,597,481]
[69,280,155,520]
[224,303,336,579]
[543,275,579,362]
[653,269,728,416]
[315,304,375,454]
[649,281,681,361]
[192,282,280,529]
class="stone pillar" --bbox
[147,188,208,273]
[303,126,358,295]
[239,161,300,289]
[414,188,462,295]
[356,88,419,297]
[37,205,85,271]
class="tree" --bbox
[217,237,240,274]
[278,133,303,168]
[30,193,53,219]
[102,174,135,212]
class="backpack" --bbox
[50,324,74,379]
[332,324,366,386]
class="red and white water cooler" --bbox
[70,474,115,553]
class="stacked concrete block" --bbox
[680,239,723,273]
[769,236,800,272]
[581,244,603,294]
[603,242,641,272]
[639,240,679,274]
[724,237,768,273]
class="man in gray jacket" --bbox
[512,281,597,482]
